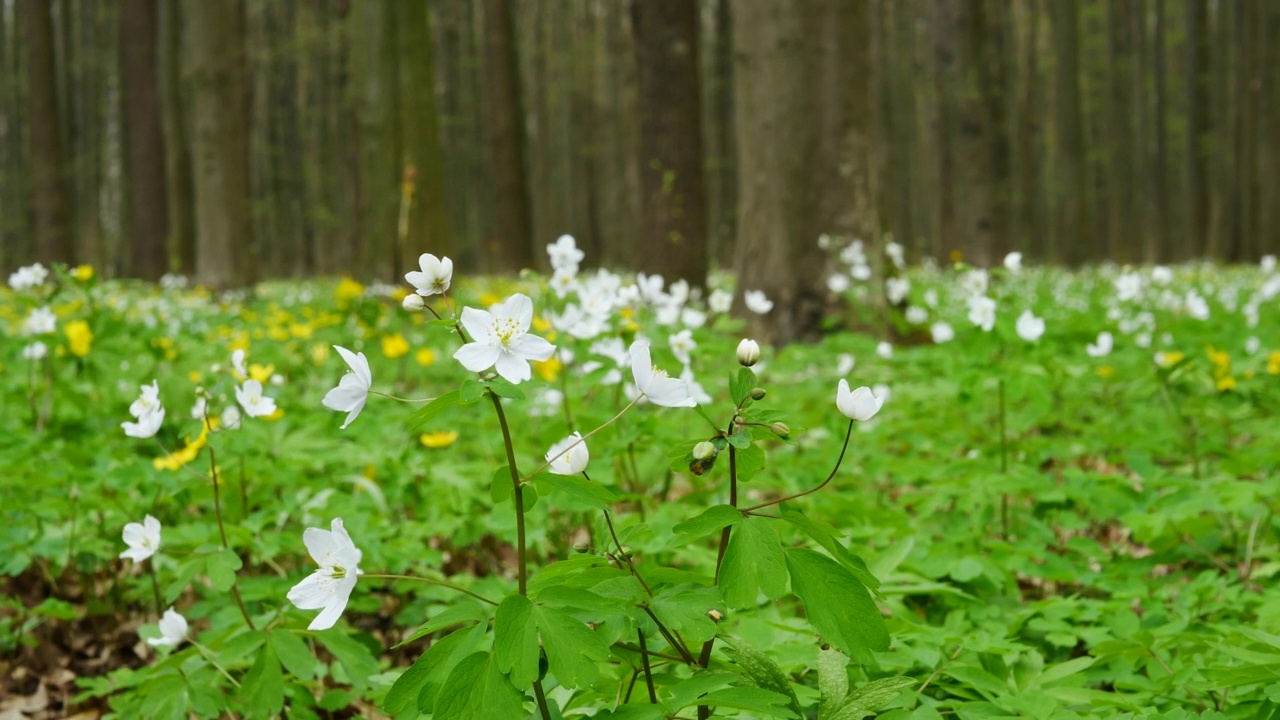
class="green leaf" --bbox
[409,389,462,429]
[818,646,850,718]
[720,517,788,608]
[491,466,513,504]
[237,638,284,719]
[494,595,540,689]
[206,548,243,592]
[672,504,741,542]
[269,630,318,681]
[731,367,758,406]
[831,677,916,720]
[488,377,526,400]
[1034,656,1095,687]
[681,687,799,718]
[780,508,881,591]
[721,637,801,718]
[650,584,725,645]
[726,431,752,449]
[539,473,618,511]
[734,443,766,483]
[432,651,527,719]
[536,603,611,687]
[785,548,889,664]
[397,602,485,648]
[316,631,379,691]
[460,379,487,403]
[165,556,204,604]
[383,624,485,715]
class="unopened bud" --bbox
[402,294,425,312]
[736,338,761,367]
[572,543,591,554]
[750,387,766,400]
[770,422,790,438]
[692,441,716,460]
[707,609,724,623]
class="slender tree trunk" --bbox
[1048,0,1090,265]
[158,0,194,274]
[1152,0,1170,262]
[121,0,169,280]
[25,0,72,264]
[483,0,534,272]
[1183,0,1210,259]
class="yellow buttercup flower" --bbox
[1157,351,1185,368]
[310,343,331,365]
[420,430,459,449]
[64,320,93,357]
[71,265,94,282]
[382,333,410,359]
[1216,376,1237,392]
[248,363,275,383]
[188,370,204,384]
[264,408,285,422]
[336,277,365,302]
[479,292,501,307]
[532,316,552,333]
[1268,351,1280,375]
[415,348,436,367]
[1096,365,1114,379]
[533,357,562,382]
[154,421,215,471]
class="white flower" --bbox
[236,380,278,418]
[8,263,48,290]
[1003,252,1023,273]
[885,241,905,269]
[405,253,453,297]
[453,293,556,384]
[836,379,884,422]
[190,397,208,419]
[22,306,56,335]
[827,274,850,294]
[22,342,47,361]
[120,514,162,563]
[835,353,855,376]
[1151,266,1174,285]
[1086,331,1113,358]
[322,346,371,429]
[708,289,733,314]
[905,306,928,325]
[402,294,425,312]
[681,307,707,329]
[287,518,363,631]
[737,338,761,367]
[547,235,585,273]
[1184,290,1210,321]
[850,263,872,281]
[931,322,954,344]
[960,269,989,297]
[545,432,589,475]
[629,339,696,407]
[1245,336,1260,355]
[231,349,247,378]
[1016,310,1045,343]
[1114,273,1142,302]
[680,366,714,405]
[885,277,910,305]
[220,406,242,430]
[129,380,163,418]
[876,341,893,359]
[743,290,773,315]
[967,295,997,332]
[1263,255,1277,273]
[123,410,165,439]
[669,330,697,366]
[924,289,938,308]
[147,607,188,648]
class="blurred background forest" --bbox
[1,0,1278,290]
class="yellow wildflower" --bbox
[310,343,331,365]
[420,430,459,449]
[480,292,501,307]
[1096,365,1114,379]
[188,370,204,384]
[415,348,437,367]
[64,320,93,357]
[264,408,285,422]
[1216,376,1237,392]
[154,422,213,471]
[382,333,410,359]
[532,316,552,333]
[533,357,562,382]
[336,277,365,302]
[391,287,409,302]
[71,265,94,282]
[1268,351,1280,375]
[950,250,964,263]
[1156,351,1185,368]
[248,363,275,383]
[289,323,313,339]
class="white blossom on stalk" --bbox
[404,253,453,297]
[287,518,363,631]
[931,322,955,344]
[743,290,774,315]
[123,380,166,438]
[236,380,277,418]
[629,339,696,407]
[1003,252,1023,273]
[669,329,697,366]
[1086,331,1114,358]
[22,342,48,361]
[547,235,585,273]
[1015,310,1045,343]
[836,380,884,422]
[545,432,589,475]
[453,293,556,384]
[708,289,733,314]
[120,515,162,563]
[322,346,372,429]
[8,263,48,290]
[147,608,188,648]
[22,307,56,335]
[967,295,997,332]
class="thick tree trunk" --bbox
[1048,0,1090,265]
[183,0,253,287]
[1183,0,1210,260]
[482,0,534,273]
[25,0,72,264]
[632,0,709,287]
[158,0,194,274]
[121,0,169,280]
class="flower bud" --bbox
[770,422,790,439]
[707,609,724,623]
[750,387,766,400]
[402,294,425,312]
[736,338,761,367]
[692,441,716,460]
[572,543,591,554]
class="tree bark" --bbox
[121,0,170,280]
[482,0,534,273]
[1183,0,1210,259]
[1048,0,1090,265]
[25,0,72,264]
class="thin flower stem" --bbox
[362,574,499,606]
[368,390,434,403]
[528,396,641,479]
[601,507,651,596]
[148,559,163,618]
[741,419,855,514]
[698,436,740,719]
[192,640,241,688]
[638,630,658,703]
[205,429,256,630]
[615,642,685,664]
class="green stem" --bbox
[741,420,854,513]
[638,630,658,703]
[362,574,498,606]
[148,559,163,618]
[206,435,256,630]
[369,390,435,403]
[529,396,641,479]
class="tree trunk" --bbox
[183,0,253,287]
[1183,0,1210,259]
[632,0,709,287]
[121,0,169,280]
[158,0,194,274]
[1152,0,1169,262]
[482,0,534,273]
[25,0,72,264]
[1048,0,1090,265]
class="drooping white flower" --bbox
[453,293,556,384]
[130,380,164,418]
[743,290,774,315]
[287,518,363,631]
[967,295,997,332]
[236,380,277,418]
[836,379,884,422]
[123,380,166,438]
[22,306,56,335]
[231,349,247,378]
[147,607,188,648]
[404,253,454,297]
[545,432,589,475]
[1086,331,1113,358]
[931,322,955,344]
[629,339,696,407]
[120,515,162,563]
[22,342,48,361]
[1003,252,1023,273]
[322,346,371,429]
[1015,310,1045,343]
[669,329,697,366]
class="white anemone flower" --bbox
[836,380,884,422]
[708,289,733,314]
[876,341,893,359]
[22,307,57,336]
[1086,331,1113,358]
[453,293,556,384]
[120,514,162,563]
[231,349,247,378]
[129,380,164,419]
[1003,252,1023,273]
[322,346,372,429]
[122,409,165,439]
[967,295,997,332]
[287,518,363,631]
[743,290,774,315]
[545,432,589,475]
[405,253,453,297]
[235,380,277,418]
[22,342,48,361]
[669,329,697,366]
[931,321,955,344]
[147,607,188,648]
[629,339,696,407]
[1015,309,1045,343]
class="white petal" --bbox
[339,396,366,430]
[287,572,332,610]
[308,575,356,631]
[333,346,371,388]
[645,376,697,407]
[501,293,534,330]
[459,307,493,341]
[302,527,342,566]
[493,351,532,384]
[454,342,499,373]
[514,334,556,363]
[628,341,654,390]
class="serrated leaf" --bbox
[818,646,850,718]
[409,389,462,429]
[781,508,880,591]
[831,677,916,720]
[537,603,611,687]
[432,651,526,719]
[785,548,888,664]
[494,595,540,688]
[735,443,766,483]
[672,504,742,542]
[720,517,788,608]
[269,630,318,681]
[237,637,283,719]
[722,638,801,718]
[316,631,379,691]
[650,584,725,645]
[206,548,242,592]
[731,367,758,406]
[539,473,618,511]
[397,602,485,648]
